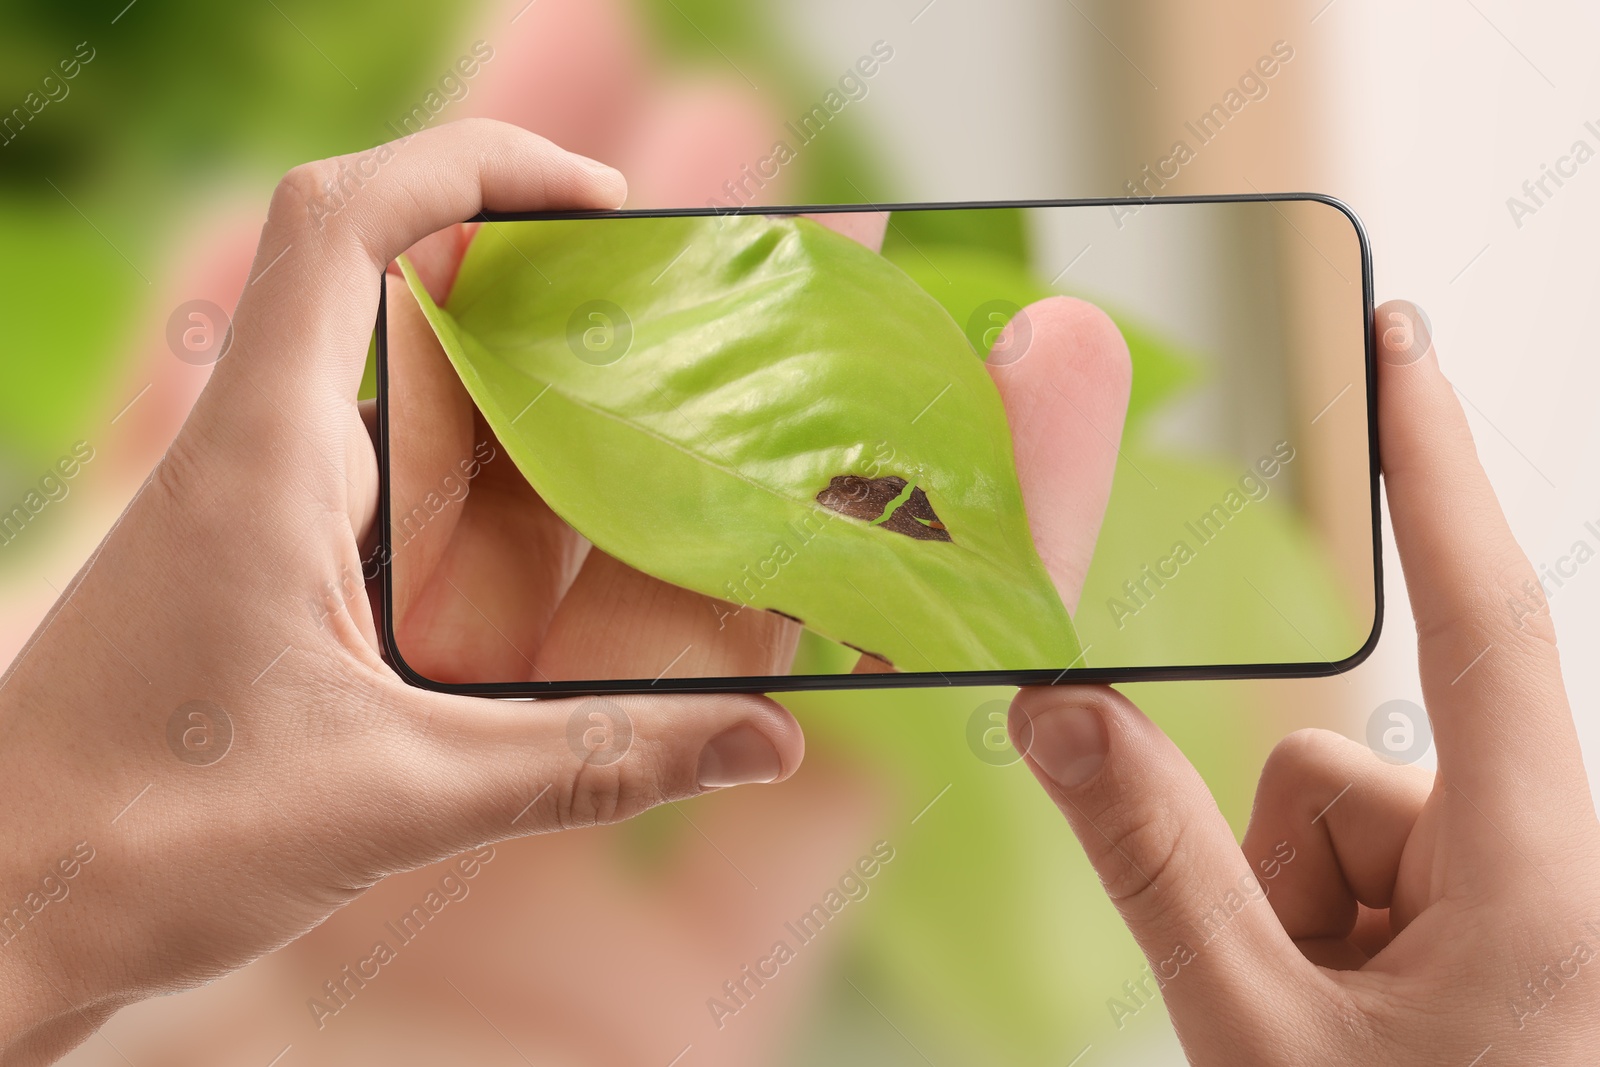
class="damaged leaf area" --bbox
[817,475,952,542]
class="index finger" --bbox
[1376,299,1585,822]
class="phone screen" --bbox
[377,197,1376,694]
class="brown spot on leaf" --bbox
[815,475,953,543]
[880,486,952,542]
[817,475,907,521]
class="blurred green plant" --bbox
[0,0,473,502]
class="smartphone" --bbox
[374,194,1379,697]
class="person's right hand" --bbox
[1008,300,1600,1064]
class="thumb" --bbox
[1009,686,1313,1049]
[348,681,804,872]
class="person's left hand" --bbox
[0,120,814,1067]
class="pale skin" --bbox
[0,118,1593,1066]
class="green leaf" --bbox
[399,214,1078,673]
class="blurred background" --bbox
[2,0,1595,1064]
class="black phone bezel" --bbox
[375,193,1382,698]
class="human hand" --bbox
[1007,300,1600,1064]
[0,120,811,1067]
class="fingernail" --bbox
[1026,701,1109,789]
[698,723,783,789]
